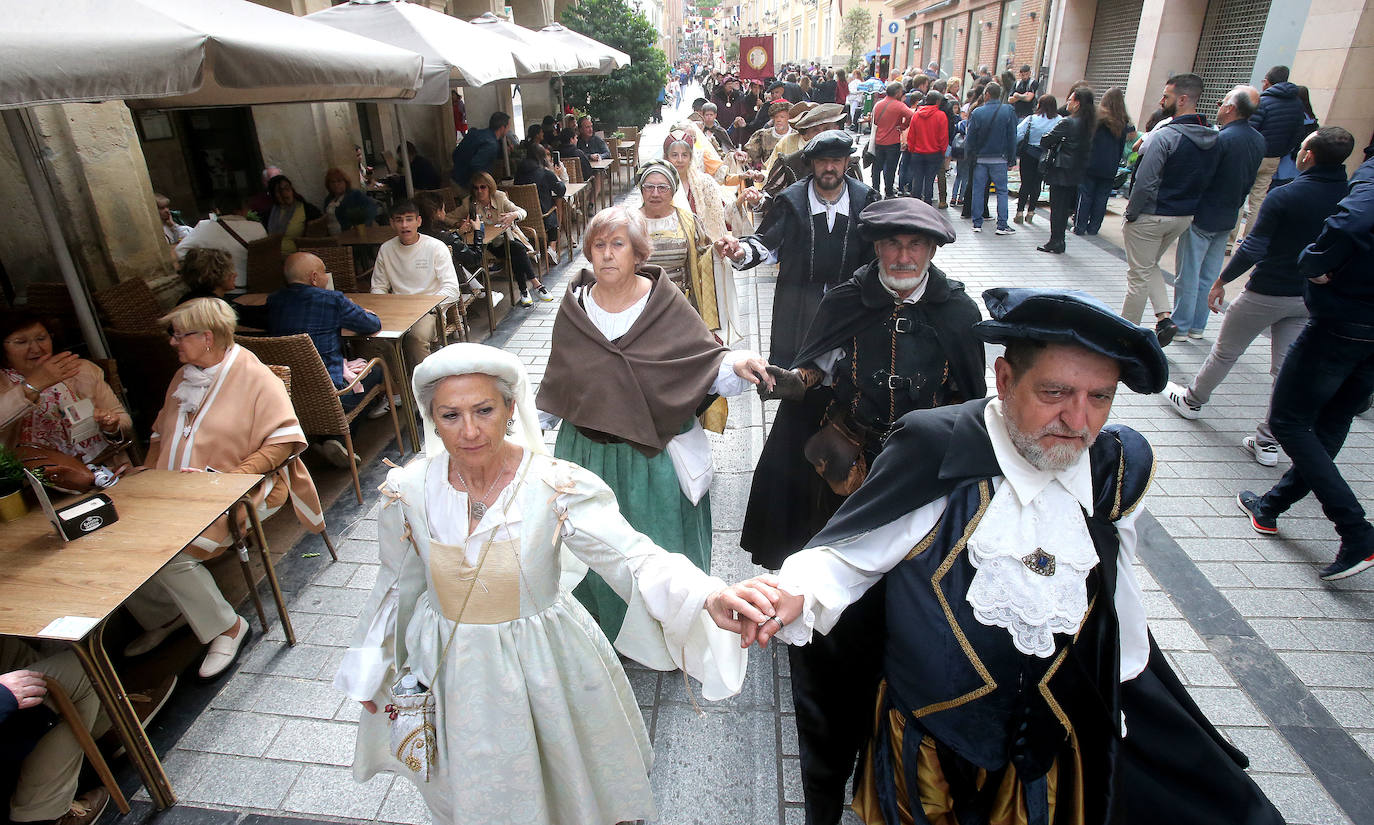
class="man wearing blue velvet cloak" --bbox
[753,288,1283,825]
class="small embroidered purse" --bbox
[385,672,437,781]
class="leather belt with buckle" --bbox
[893,317,913,333]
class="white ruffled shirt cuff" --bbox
[332,588,398,701]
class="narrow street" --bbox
[124,89,1374,825]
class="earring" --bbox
[508,418,514,426]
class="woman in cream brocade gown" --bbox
[336,344,775,825]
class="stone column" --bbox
[1121,0,1207,129]
[1293,0,1374,177]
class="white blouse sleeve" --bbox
[333,472,409,701]
[775,495,949,646]
[545,459,747,701]
[711,349,754,397]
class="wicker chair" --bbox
[618,125,642,169]
[103,327,181,436]
[94,277,163,332]
[24,283,79,347]
[294,236,340,249]
[234,333,403,504]
[504,183,555,276]
[305,245,359,292]
[245,235,285,293]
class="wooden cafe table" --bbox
[236,291,443,453]
[0,470,263,810]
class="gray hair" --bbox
[1224,86,1258,119]
[701,102,717,114]
[417,372,517,422]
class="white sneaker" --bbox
[368,394,403,420]
[1162,381,1202,420]
[315,439,357,468]
[972,226,983,233]
[1187,329,1205,340]
[1244,435,1279,467]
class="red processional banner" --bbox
[738,36,774,81]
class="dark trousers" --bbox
[1261,321,1374,544]
[789,579,886,825]
[873,143,901,196]
[1075,174,1113,235]
[1047,184,1077,248]
[909,152,944,202]
[489,238,536,292]
[1015,149,1044,213]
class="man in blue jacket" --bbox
[1237,66,1307,241]
[1170,86,1265,340]
[1237,146,1374,580]
[449,111,510,192]
[1121,73,1218,345]
[1164,127,1353,467]
[964,82,1018,234]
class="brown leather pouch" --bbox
[803,415,868,496]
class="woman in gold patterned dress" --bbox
[633,161,718,331]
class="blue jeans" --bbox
[971,161,1009,229]
[952,159,971,202]
[874,143,901,195]
[1171,223,1227,334]
[1075,175,1113,235]
[909,152,944,202]
[1262,321,1374,543]
[897,150,915,194]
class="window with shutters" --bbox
[1083,0,1144,96]
[1192,0,1272,113]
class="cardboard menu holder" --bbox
[22,469,118,541]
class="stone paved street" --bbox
[119,92,1374,825]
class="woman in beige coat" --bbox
[455,171,547,307]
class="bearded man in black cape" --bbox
[737,197,986,825]
[743,288,1283,825]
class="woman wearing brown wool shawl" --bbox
[537,206,773,643]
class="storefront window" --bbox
[998,0,1021,72]
[941,17,957,78]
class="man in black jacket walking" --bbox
[1237,66,1307,241]
[1164,127,1353,467]
[1237,139,1374,580]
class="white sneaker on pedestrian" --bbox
[1243,435,1279,467]
[1162,381,1202,420]
[1187,330,1204,340]
[995,226,1016,235]
[972,226,983,233]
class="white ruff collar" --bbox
[965,400,1097,658]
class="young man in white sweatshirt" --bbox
[371,199,462,369]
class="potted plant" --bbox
[0,445,28,522]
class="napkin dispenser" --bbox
[23,469,119,541]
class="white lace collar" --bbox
[964,400,1098,658]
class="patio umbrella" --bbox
[468,12,584,79]
[306,0,521,105]
[0,0,425,357]
[537,23,631,75]
[306,0,525,198]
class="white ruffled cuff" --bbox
[332,588,398,700]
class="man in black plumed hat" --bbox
[739,197,986,825]
[740,288,1283,825]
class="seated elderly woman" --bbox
[336,343,774,824]
[455,172,548,307]
[261,174,321,255]
[122,298,327,680]
[322,166,379,233]
[536,207,774,644]
[1,311,133,492]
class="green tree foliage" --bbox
[838,7,873,72]
[561,0,669,130]
[724,40,739,63]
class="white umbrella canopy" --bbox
[0,0,426,110]
[538,23,631,76]
[468,12,584,79]
[306,0,521,104]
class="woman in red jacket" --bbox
[903,91,950,203]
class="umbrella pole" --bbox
[3,109,108,359]
[394,107,415,197]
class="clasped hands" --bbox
[705,575,804,648]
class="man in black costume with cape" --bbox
[737,197,987,825]
[744,288,1283,825]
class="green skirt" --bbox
[555,424,713,642]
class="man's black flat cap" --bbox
[858,198,957,245]
[973,288,1168,393]
[803,129,854,160]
